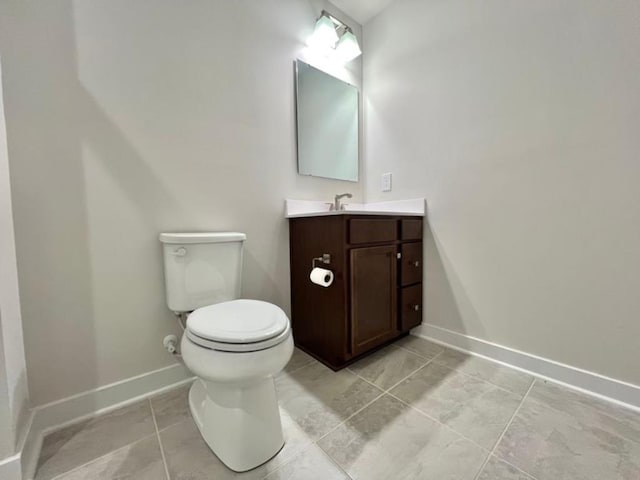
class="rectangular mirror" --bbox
[295,60,359,182]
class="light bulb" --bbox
[307,15,339,52]
[335,29,362,63]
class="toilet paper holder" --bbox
[311,254,331,269]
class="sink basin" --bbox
[285,198,425,218]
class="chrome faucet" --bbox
[333,193,353,211]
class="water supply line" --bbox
[162,311,189,358]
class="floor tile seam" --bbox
[313,390,387,446]
[382,355,440,393]
[383,390,492,454]
[156,415,196,435]
[371,351,527,400]
[149,398,172,480]
[322,452,354,480]
[314,439,357,480]
[40,397,155,443]
[520,385,640,448]
[387,343,433,362]
[280,358,318,378]
[472,379,537,480]
[346,362,497,445]
[428,356,532,398]
[394,342,445,363]
[254,441,333,480]
[311,389,386,476]
[148,384,192,410]
[494,455,541,480]
[345,355,435,394]
[470,451,540,480]
[344,368,393,394]
[469,448,493,480]
[265,442,354,480]
[45,431,160,480]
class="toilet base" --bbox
[188,377,285,472]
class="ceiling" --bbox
[329,0,396,25]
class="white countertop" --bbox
[285,198,425,218]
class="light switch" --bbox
[381,172,392,192]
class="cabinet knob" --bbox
[412,304,420,312]
[413,260,420,267]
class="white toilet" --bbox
[159,232,293,472]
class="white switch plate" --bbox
[381,172,392,192]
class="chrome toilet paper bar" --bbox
[311,254,331,269]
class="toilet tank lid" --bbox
[159,232,246,244]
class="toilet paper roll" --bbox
[309,267,334,287]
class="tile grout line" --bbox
[260,440,354,480]
[384,389,491,454]
[286,346,441,447]
[46,433,159,480]
[344,361,493,454]
[272,363,387,477]
[347,357,430,394]
[384,351,444,392]
[277,357,317,378]
[314,389,387,446]
[279,343,534,477]
[394,342,446,363]
[317,449,355,480]
[397,340,532,398]
[491,457,540,480]
[472,378,538,480]
[149,398,172,480]
[316,360,499,478]
[429,358,531,398]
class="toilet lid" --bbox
[186,299,289,344]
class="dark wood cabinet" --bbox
[289,214,424,369]
[350,245,398,355]
[399,283,423,331]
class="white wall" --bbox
[0,55,29,460]
[0,0,363,406]
[364,0,640,385]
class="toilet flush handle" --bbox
[170,247,187,257]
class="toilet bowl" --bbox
[180,299,293,472]
[159,231,293,472]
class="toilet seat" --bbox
[186,299,291,352]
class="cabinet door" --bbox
[350,245,398,355]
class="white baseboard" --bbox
[414,323,640,411]
[19,362,194,480]
[0,452,22,480]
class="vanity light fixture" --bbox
[335,28,362,63]
[307,10,362,63]
[307,13,339,52]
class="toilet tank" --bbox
[159,232,246,312]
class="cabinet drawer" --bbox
[349,219,397,245]
[400,242,422,286]
[401,219,423,240]
[400,284,422,330]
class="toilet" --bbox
[159,232,293,472]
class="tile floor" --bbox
[35,336,640,480]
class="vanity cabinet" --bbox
[288,215,424,369]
